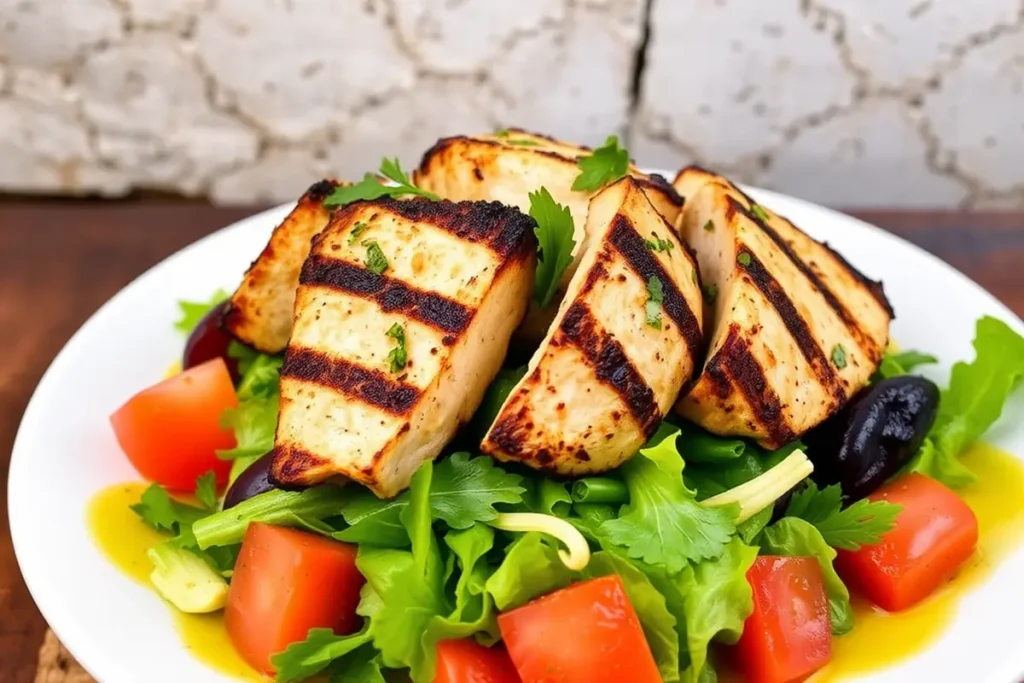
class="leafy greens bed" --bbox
[124,290,1024,683]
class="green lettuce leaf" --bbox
[270,628,372,683]
[357,462,448,682]
[131,484,207,533]
[485,532,575,611]
[174,290,227,334]
[760,517,853,635]
[472,366,527,439]
[326,647,386,682]
[785,481,901,551]
[600,428,736,572]
[906,316,1024,487]
[874,349,938,380]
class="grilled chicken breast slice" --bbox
[415,130,684,341]
[481,177,703,475]
[223,179,345,353]
[673,166,893,448]
[271,198,536,497]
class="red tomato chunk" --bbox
[435,639,521,683]
[836,473,978,612]
[734,556,831,683]
[110,357,236,490]
[225,523,365,675]
[497,574,661,683]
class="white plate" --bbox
[9,183,1024,683]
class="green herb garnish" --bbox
[645,276,664,330]
[364,241,389,275]
[831,344,848,369]
[571,135,630,192]
[644,233,674,253]
[386,323,408,373]
[529,187,576,308]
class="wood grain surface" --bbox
[0,203,1021,682]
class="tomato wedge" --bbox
[734,556,831,683]
[497,575,660,683]
[435,639,521,683]
[110,357,237,490]
[836,472,978,611]
[225,523,365,674]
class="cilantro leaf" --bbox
[600,428,737,572]
[572,135,630,192]
[270,627,372,683]
[363,241,389,275]
[174,290,228,334]
[338,453,526,544]
[131,484,207,534]
[645,275,664,330]
[905,316,1024,486]
[528,187,576,308]
[785,481,901,551]
[874,348,938,380]
[431,452,525,529]
[386,323,407,373]
[644,233,674,253]
[761,517,853,635]
[323,158,438,208]
[195,472,218,511]
[831,343,848,369]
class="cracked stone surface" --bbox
[0,0,1022,207]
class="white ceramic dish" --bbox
[9,182,1024,683]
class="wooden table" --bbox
[0,204,1022,681]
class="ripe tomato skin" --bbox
[435,639,521,683]
[497,575,660,683]
[109,358,237,490]
[734,556,831,683]
[225,523,365,675]
[836,473,978,611]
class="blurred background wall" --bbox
[0,0,1022,208]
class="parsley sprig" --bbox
[324,158,439,208]
[528,187,576,308]
[572,135,630,192]
[785,480,902,551]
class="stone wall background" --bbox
[1,0,1022,208]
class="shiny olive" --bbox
[183,300,240,382]
[223,451,277,509]
[804,376,940,502]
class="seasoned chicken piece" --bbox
[415,130,684,341]
[481,177,703,475]
[271,197,536,497]
[673,166,893,448]
[223,179,346,353]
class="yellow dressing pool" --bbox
[88,443,1024,682]
[87,483,261,681]
[814,442,1024,681]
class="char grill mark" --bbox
[281,347,421,415]
[606,214,703,362]
[301,255,473,334]
[726,194,881,360]
[730,242,846,404]
[558,301,661,437]
[711,325,797,447]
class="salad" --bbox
[106,130,1024,683]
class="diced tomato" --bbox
[435,639,521,683]
[110,357,237,490]
[734,556,831,683]
[497,575,660,683]
[225,523,365,674]
[836,472,978,611]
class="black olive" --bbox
[223,451,277,509]
[804,376,940,502]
